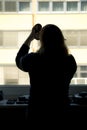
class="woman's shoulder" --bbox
[67,54,76,61]
[67,54,77,68]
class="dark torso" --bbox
[15,44,77,123]
[27,53,76,115]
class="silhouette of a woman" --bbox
[15,23,77,126]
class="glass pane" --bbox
[0,67,4,84]
[18,69,29,85]
[81,1,87,11]
[3,32,18,47]
[0,31,3,46]
[80,31,87,46]
[0,65,29,85]
[80,66,87,71]
[63,30,78,46]
[4,66,18,85]
[67,2,78,11]
[19,2,30,11]
[38,2,49,11]
[52,2,64,11]
[80,73,87,78]
[5,79,18,85]
[5,1,16,12]
[73,72,77,78]
[0,1,2,12]
[63,30,87,46]
[18,31,29,47]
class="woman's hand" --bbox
[31,23,42,40]
[24,23,42,46]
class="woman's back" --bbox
[27,51,77,121]
[15,23,77,125]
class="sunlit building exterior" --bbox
[0,0,87,85]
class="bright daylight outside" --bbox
[0,0,87,85]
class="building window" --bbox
[80,66,87,77]
[3,31,18,47]
[0,65,29,85]
[63,30,87,47]
[80,30,87,46]
[0,31,29,47]
[4,65,18,85]
[0,1,2,12]
[66,1,78,11]
[81,1,87,11]
[38,1,49,11]
[63,30,78,46]
[71,65,87,84]
[19,2,30,12]
[0,31,3,46]
[18,31,30,47]
[75,66,87,78]
[5,1,16,12]
[52,1,64,11]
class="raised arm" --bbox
[15,23,42,71]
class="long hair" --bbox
[38,24,68,56]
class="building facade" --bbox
[0,0,87,85]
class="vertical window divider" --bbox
[64,1,66,13]
[50,1,52,13]
[3,0,5,12]
[17,1,19,13]
[78,1,80,13]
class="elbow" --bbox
[15,56,20,69]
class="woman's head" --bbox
[40,24,64,47]
[39,24,68,55]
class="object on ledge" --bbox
[18,94,29,101]
[6,95,29,104]
[16,95,29,104]
[6,99,17,104]
[72,91,87,104]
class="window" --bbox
[19,2,30,12]
[38,1,49,11]
[3,31,18,47]
[0,0,87,86]
[0,31,3,46]
[2,65,18,85]
[52,2,64,11]
[37,1,80,13]
[81,1,87,11]
[0,31,29,48]
[0,0,31,13]
[0,1,2,12]
[67,1,78,11]
[0,65,29,85]
[5,1,16,12]
[80,66,87,78]
[71,66,87,84]
[18,31,30,47]
[63,30,87,47]
[0,30,30,85]
[80,30,87,46]
[63,30,78,46]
